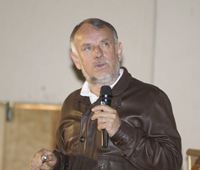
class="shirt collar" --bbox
[80,68,124,104]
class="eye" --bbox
[104,42,109,46]
[84,46,91,51]
[101,42,109,48]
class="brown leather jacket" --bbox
[53,67,182,170]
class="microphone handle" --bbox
[102,129,109,148]
[101,100,111,148]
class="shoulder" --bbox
[131,77,165,94]
[62,88,82,105]
[60,88,84,119]
[61,88,82,111]
[116,67,170,103]
[121,74,172,110]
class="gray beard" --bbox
[81,59,120,86]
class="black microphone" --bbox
[100,85,112,148]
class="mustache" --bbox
[92,59,109,67]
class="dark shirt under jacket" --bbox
[53,67,182,170]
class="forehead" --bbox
[74,23,114,44]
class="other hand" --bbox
[30,148,57,170]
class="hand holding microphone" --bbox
[91,86,121,148]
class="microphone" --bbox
[100,85,112,148]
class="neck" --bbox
[89,84,102,97]
[88,74,119,96]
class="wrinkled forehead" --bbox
[73,23,114,44]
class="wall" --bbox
[0,104,6,170]
[0,0,156,168]
[0,0,155,104]
[154,1,200,169]
[1,0,200,170]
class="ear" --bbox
[117,42,123,62]
[70,52,81,70]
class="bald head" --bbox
[70,18,118,53]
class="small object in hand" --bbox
[42,155,48,163]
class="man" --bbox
[30,18,182,170]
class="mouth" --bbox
[93,62,107,69]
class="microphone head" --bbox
[100,86,112,103]
[100,86,112,96]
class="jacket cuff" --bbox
[110,121,136,156]
[52,150,68,170]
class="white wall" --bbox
[154,1,200,170]
[0,0,155,104]
[1,0,199,170]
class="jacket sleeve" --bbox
[51,149,69,170]
[110,92,182,170]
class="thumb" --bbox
[46,154,54,162]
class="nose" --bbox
[94,46,103,58]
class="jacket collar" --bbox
[80,68,124,104]
[112,67,132,97]
[73,67,132,107]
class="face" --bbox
[71,23,123,86]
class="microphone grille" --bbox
[100,86,112,96]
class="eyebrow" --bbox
[81,43,91,47]
[100,38,110,43]
[80,43,92,51]
[81,38,111,48]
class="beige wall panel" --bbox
[3,104,60,170]
[0,104,6,170]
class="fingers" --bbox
[30,148,49,170]
[91,105,116,120]
[30,157,44,170]
[45,154,55,162]
[97,119,113,130]
[91,105,121,137]
[30,160,40,170]
[92,105,111,113]
[91,111,115,121]
[96,116,111,123]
